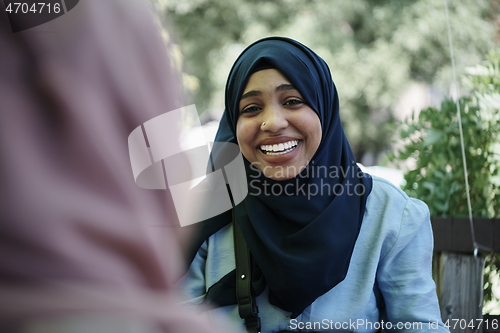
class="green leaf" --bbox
[491,175,500,186]
[423,128,444,146]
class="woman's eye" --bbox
[284,98,303,106]
[240,105,261,114]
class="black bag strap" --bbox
[233,210,261,333]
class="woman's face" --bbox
[236,68,322,180]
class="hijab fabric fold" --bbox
[194,37,373,318]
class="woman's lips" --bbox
[259,139,299,155]
[258,140,302,164]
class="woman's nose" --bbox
[262,105,288,132]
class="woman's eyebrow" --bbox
[275,83,296,92]
[240,90,261,100]
[240,84,297,101]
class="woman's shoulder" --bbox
[361,175,432,259]
[364,175,431,236]
[367,175,429,214]
[368,174,407,199]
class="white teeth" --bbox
[259,140,299,155]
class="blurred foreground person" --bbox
[0,1,237,332]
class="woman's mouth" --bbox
[259,140,299,155]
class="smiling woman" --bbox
[182,37,450,333]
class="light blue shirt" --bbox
[182,176,450,333]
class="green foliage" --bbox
[394,97,500,217]
[155,0,499,162]
[392,51,500,217]
[153,0,311,114]
[390,50,500,306]
[304,0,497,161]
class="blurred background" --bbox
[149,0,500,317]
[152,0,498,165]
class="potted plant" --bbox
[389,50,500,331]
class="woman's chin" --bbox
[252,162,305,181]
[250,143,309,180]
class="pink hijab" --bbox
[0,1,233,332]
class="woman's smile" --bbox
[259,139,299,155]
[257,137,301,165]
[236,68,322,180]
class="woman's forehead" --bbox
[243,69,291,91]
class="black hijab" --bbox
[189,37,373,319]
